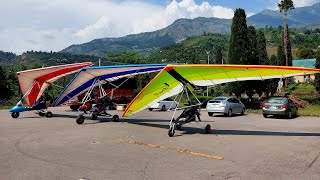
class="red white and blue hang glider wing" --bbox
[53,64,166,107]
[18,62,93,106]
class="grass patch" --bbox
[0,105,12,110]
[298,104,320,117]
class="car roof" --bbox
[211,96,234,100]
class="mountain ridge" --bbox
[62,2,320,57]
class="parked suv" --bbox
[206,96,246,117]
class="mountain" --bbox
[61,3,320,57]
[248,2,320,27]
[61,17,231,57]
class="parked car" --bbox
[261,97,298,119]
[206,96,246,117]
[148,98,179,111]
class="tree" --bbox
[228,8,249,65]
[315,55,320,93]
[245,26,258,100]
[214,46,223,64]
[277,44,286,66]
[257,31,268,65]
[0,66,11,99]
[227,8,249,99]
[278,0,294,87]
[297,47,315,59]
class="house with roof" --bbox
[292,58,317,82]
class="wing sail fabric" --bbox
[17,62,93,106]
[53,64,166,107]
[123,64,320,117]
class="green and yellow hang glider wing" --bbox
[122,64,320,117]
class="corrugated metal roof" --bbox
[292,58,316,68]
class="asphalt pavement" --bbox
[1,107,320,180]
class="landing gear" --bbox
[45,111,53,118]
[176,124,182,130]
[76,115,85,124]
[205,124,211,134]
[91,114,98,120]
[168,126,175,137]
[11,112,19,118]
[113,115,119,122]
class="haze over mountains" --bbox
[62,2,320,57]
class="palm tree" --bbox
[278,0,294,87]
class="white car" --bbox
[148,98,179,111]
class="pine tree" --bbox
[315,55,320,93]
[245,26,258,100]
[227,8,249,99]
[277,44,286,66]
[257,31,269,65]
[214,46,223,64]
[228,8,249,65]
[247,26,258,65]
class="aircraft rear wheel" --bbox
[45,111,53,118]
[39,111,45,116]
[113,115,119,122]
[176,124,182,130]
[76,115,85,124]
[91,114,98,120]
[168,126,175,137]
[205,124,211,134]
[11,112,19,118]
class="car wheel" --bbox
[227,109,232,117]
[263,114,268,118]
[161,105,166,111]
[208,112,213,116]
[241,108,245,115]
[148,108,153,111]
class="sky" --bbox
[0,0,319,54]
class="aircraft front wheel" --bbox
[11,112,19,118]
[76,115,85,124]
[91,114,98,120]
[113,115,119,122]
[168,126,175,137]
[45,111,53,118]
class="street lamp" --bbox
[206,50,210,64]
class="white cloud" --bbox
[292,0,319,7]
[0,0,235,54]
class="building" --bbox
[292,58,317,82]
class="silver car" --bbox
[206,97,246,117]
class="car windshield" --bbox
[209,97,226,103]
[267,98,287,104]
